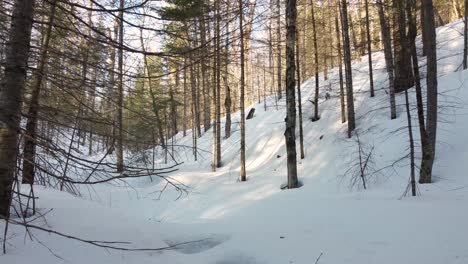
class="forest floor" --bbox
[2,20,468,264]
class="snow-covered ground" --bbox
[3,20,468,264]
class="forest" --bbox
[1,0,468,263]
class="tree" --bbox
[419,0,438,184]
[364,0,374,97]
[377,0,397,119]
[277,0,283,100]
[296,29,305,159]
[335,10,346,123]
[284,0,299,188]
[340,0,356,137]
[215,0,222,168]
[393,0,414,92]
[239,0,247,181]
[464,0,467,69]
[311,0,320,121]
[0,0,36,217]
[22,0,58,185]
[116,0,125,172]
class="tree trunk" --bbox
[269,0,276,106]
[0,0,36,217]
[364,0,375,97]
[393,0,414,93]
[341,0,356,137]
[335,12,347,124]
[311,0,320,121]
[22,0,57,185]
[419,0,438,184]
[189,51,198,160]
[377,0,397,119]
[116,0,124,172]
[277,0,282,100]
[404,86,417,196]
[421,0,428,56]
[215,0,222,167]
[183,57,187,136]
[200,15,211,132]
[285,0,299,188]
[296,29,305,159]
[407,0,421,196]
[239,0,247,181]
[464,0,467,69]
[224,1,232,139]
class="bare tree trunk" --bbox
[22,0,57,185]
[116,0,124,172]
[406,0,418,196]
[335,12,346,124]
[215,0,222,167]
[239,0,247,181]
[263,62,267,111]
[285,0,299,188]
[464,0,468,69]
[200,14,211,132]
[341,0,356,137]
[393,0,414,93]
[88,69,97,155]
[0,0,36,217]
[183,57,187,136]
[349,15,359,60]
[189,51,198,160]
[404,78,417,197]
[211,38,217,171]
[277,0,283,100]
[302,6,308,80]
[421,1,427,56]
[419,0,437,184]
[224,1,232,139]
[377,0,397,119]
[311,0,320,121]
[296,29,305,159]
[364,0,375,97]
[407,0,426,151]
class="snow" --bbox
[3,20,468,264]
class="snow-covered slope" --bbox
[3,20,468,264]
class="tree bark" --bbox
[215,0,222,167]
[200,14,211,132]
[311,0,320,121]
[277,0,282,100]
[419,0,438,184]
[116,0,124,172]
[22,0,57,185]
[285,0,299,188]
[341,0,356,137]
[239,0,247,181]
[296,29,305,159]
[0,0,36,217]
[335,12,346,124]
[224,1,232,139]
[364,0,375,97]
[464,0,468,69]
[377,0,397,119]
[393,0,414,93]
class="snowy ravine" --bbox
[2,20,468,264]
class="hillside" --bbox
[2,19,468,264]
